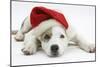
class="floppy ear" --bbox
[39,28,52,41]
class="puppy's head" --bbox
[40,26,68,57]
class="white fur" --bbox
[15,16,32,41]
[15,16,95,56]
[41,26,68,56]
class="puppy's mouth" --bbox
[50,52,59,57]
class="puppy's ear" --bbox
[40,28,52,41]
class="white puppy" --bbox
[14,16,95,57]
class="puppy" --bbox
[14,6,95,57]
[14,17,95,57]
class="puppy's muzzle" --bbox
[51,44,59,56]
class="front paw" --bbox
[21,47,36,55]
[83,44,96,53]
[88,44,96,53]
[21,48,33,55]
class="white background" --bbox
[12,1,95,66]
[0,0,99,67]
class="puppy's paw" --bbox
[88,44,96,53]
[83,44,96,53]
[21,48,33,55]
[14,32,24,41]
[21,47,36,55]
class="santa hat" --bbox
[30,6,68,29]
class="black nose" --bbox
[51,45,59,56]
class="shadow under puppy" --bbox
[14,6,95,57]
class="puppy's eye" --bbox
[44,34,50,40]
[60,34,64,38]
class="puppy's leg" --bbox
[71,33,95,53]
[15,17,32,41]
[21,36,38,55]
[66,26,95,53]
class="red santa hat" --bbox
[30,6,68,29]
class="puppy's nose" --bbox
[51,44,59,53]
